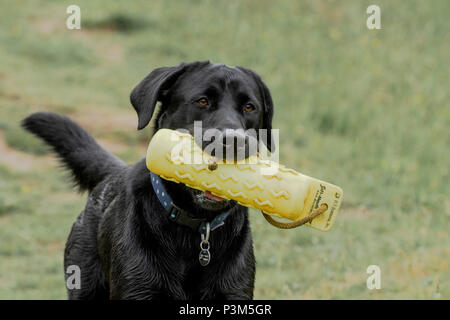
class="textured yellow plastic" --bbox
[146,129,343,231]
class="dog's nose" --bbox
[219,129,255,160]
[222,129,247,147]
[199,128,259,160]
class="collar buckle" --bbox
[167,203,181,221]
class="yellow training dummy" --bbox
[146,129,343,231]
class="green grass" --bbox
[0,0,449,299]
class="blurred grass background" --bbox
[0,0,449,299]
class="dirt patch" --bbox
[39,241,64,254]
[72,110,137,132]
[93,42,124,63]
[71,111,148,153]
[0,132,55,171]
[35,19,60,35]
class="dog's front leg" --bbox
[108,249,187,300]
[199,236,256,300]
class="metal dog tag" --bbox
[199,222,211,266]
[199,240,210,266]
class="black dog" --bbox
[22,61,275,300]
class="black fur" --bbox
[22,61,275,300]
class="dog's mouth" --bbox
[191,189,231,211]
[203,190,224,202]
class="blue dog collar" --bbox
[149,171,231,234]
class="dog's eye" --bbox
[243,103,256,113]
[197,98,209,107]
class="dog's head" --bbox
[131,61,275,212]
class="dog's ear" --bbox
[130,63,187,130]
[237,67,275,152]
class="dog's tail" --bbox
[22,112,126,192]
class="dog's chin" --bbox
[190,189,232,211]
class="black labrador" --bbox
[22,61,275,300]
